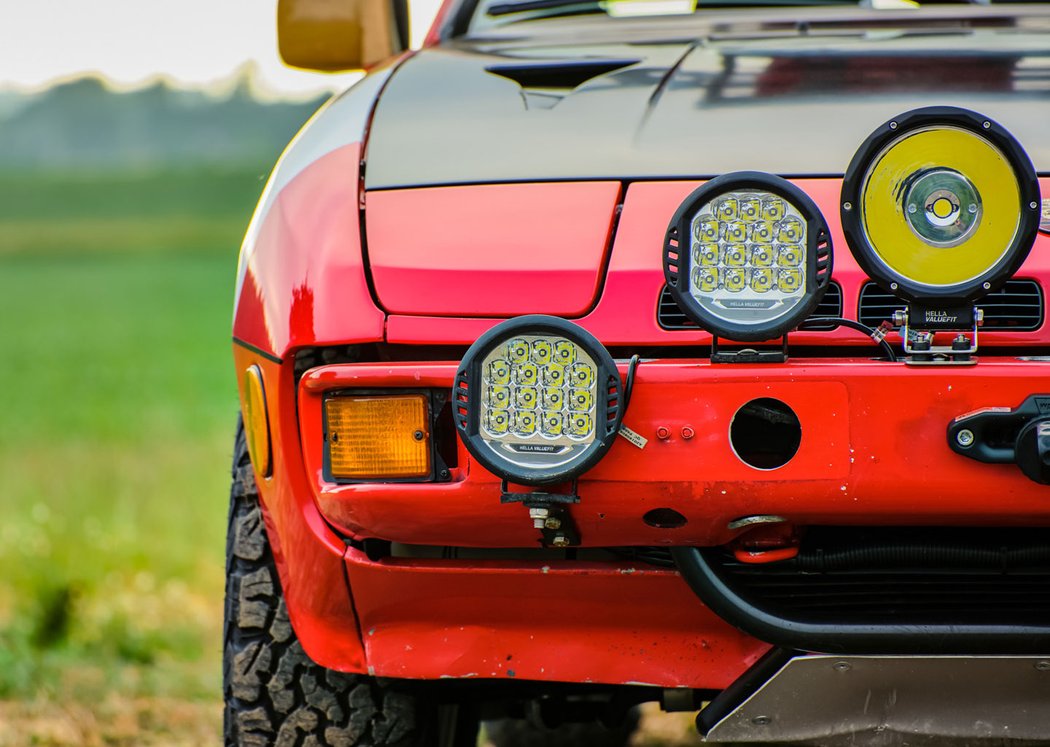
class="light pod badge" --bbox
[454,316,623,486]
[841,106,1041,305]
[663,172,833,342]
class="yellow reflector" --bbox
[861,127,1021,287]
[243,365,271,477]
[325,395,431,479]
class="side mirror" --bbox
[277,0,409,72]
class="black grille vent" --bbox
[858,280,1043,331]
[657,282,842,331]
[709,527,1050,626]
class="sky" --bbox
[0,0,443,97]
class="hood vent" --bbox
[486,59,639,109]
[858,280,1043,331]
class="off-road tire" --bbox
[224,419,447,747]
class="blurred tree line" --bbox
[0,72,327,170]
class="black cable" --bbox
[798,317,897,362]
[622,354,641,410]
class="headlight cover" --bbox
[454,315,622,486]
[840,106,1041,305]
[663,172,833,342]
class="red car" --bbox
[227,0,1050,744]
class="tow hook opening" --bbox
[729,398,801,470]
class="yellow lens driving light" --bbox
[324,394,431,479]
[841,107,1041,305]
[664,172,833,342]
[243,365,271,477]
[453,315,623,486]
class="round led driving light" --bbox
[841,106,1041,304]
[663,172,833,342]
[453,315,623,486]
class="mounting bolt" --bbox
[681,426,695,440]
[956,429,975,448]
[889,121,898,130]
[1036,661,1050,671]
[413,430,425,441]
[892,310,907,327]
[529,507,550,519]
[656,426,671,441]
[843,201,852,211]
[551,535,571,548]
[833,661,851,672]
[544,518,562,530]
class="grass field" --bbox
[0,167,255,745]
[0,167,698,746]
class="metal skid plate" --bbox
[704,655,1050,745]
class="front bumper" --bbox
[300,357,1050,548]
[237,347,1050,688]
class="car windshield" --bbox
[470,0,1047,32]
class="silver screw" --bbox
[528,507,549,519]
[968,204,978,214]
[551,535,571,548]
[751,716,772,726]
[833,661,851,672]
[907,203,917,214]
[1031,201,1039,210]
[890,282,899,291]
[957,429,975,448]
[843,201,853,211]
[1036,661,1050,671]
[889,121,898,130]
[983,282,992,290]
[983,121,991,129]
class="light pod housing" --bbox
[454,315,622,486]
[663,172,832,342]
[841,106,1041,305]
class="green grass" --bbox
[0,166,260,718]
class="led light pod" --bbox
[841,107,1041,304]
[663,172,833,342]
[453,315,622,486]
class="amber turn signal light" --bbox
[324,394,431,480]
[243,365,272,477]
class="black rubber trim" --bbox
[672,546,1050,654]
[233,336,283,365]
[695,648,796,736]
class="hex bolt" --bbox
[751,716,772,726]
[656,426,671,441]
[1036,661,1050,671]
[681,426,695,440]
[551,535,571,548]
[833,661,851,672]
[956,429,975,448]
[529,507,550,519]
[533,519,545,529]
[544,518,562,530]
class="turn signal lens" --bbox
[325,395,430,479]
[243,365,272,477]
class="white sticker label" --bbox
[618,425,648,449]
